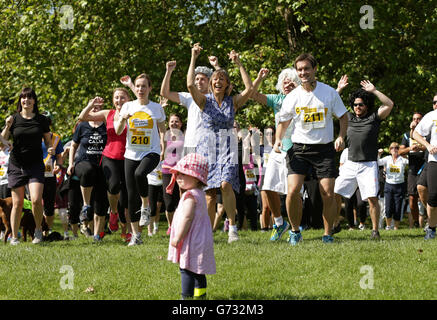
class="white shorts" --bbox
[334,160,379,201]
[261,150,288,195]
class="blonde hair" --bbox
[113,87,131,100]
[208,69,231,96]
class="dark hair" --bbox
[294,53,317,69]
[17,87,39,114]
[169,113,185,132]
[412,111,423,117]
[349,88,375,113]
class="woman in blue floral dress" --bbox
[187,43,253,243]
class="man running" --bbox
[274,53,348,244]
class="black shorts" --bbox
[286,142,338,179]
[7,161,45,189]
[417,163,428,188]
[407,173,419,196]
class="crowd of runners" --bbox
[1,43,437,248]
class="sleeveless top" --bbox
[102,109,126,160]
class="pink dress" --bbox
[168,188,216,275]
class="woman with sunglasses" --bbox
[334,80,394,240]
[378,142,408,230]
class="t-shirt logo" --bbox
[128,111,154,148]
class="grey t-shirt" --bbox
[347,111,381,162]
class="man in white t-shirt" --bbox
[273,53,348,245]
[161,57,221,153]
[413,95,437,240]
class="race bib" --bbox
[244,168,257,182]
[297,106,327,129]
[128,111,154,151]
[389,165,400,173]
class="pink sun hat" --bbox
[163,153,208,194]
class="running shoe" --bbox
[358,224,365,231]
[128,234,143,246]
[287,230,302,246]
[370,230,381,240]
[270,221,290,241]
[424,226,436,240]
[32,229,43,244]
[109,211,119,232]
[228,230,239,243]
[139,207,151,227]
[322,235,334,243]
[10,238,20,246]
[93,234,102,243]
[80,205,92,223]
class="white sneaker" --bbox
[139,207,151,227]
[32,229,43,244]
[128,234,143,246]
[228,230,239,243]
[10,238,20,246]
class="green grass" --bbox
[0,219,436,300]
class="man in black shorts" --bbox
[274,53,348,244]
[400,112,426,228]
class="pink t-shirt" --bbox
[162,130,184,174]
[102,109,127,160]
[168,188,216,275]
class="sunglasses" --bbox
[433,100,437,105]
[353,103,365,107]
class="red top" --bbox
[102,109,127,160]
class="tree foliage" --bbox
[1,0,437,147]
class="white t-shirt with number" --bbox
[415,109,437,163]
[378,155,408,184]
[120,100,166,161]
[178,92,202,148]
[279,82,347,144]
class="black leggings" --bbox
[73,161,108,216]
[102,155,128,213]
[345,188,367,226]
[162,173,180,212]
[43,176,57,217]
[180,268,207,299]
[148,184,163,217]
[125,153,160,222]
[427,162,437,207]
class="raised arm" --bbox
[208,55,221,71]
[361,80,394,120]
[120,75,138,99]
[77,97,108,122]
[160,61,181,104]
[336,75,349,94]
[251,68,269,105]
[230,50,253,110]
[187,43,206,110]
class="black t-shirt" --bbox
[347,111,381,162]
[9,113,50,167]
[73,122,107,165]
[400,131,425,175]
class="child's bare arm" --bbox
[171,195,196,247]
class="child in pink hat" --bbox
[166,153,216,299]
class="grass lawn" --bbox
[0,217,436,300]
